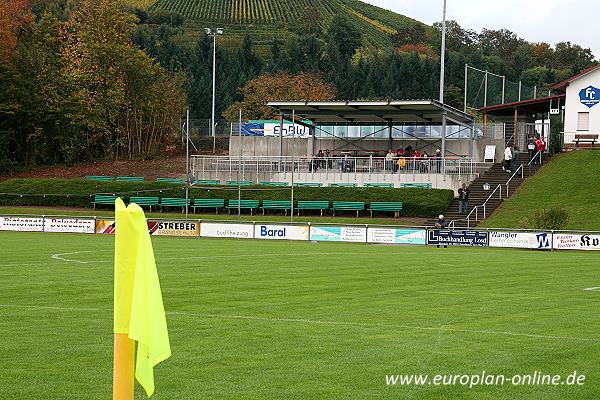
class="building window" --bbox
[577,112,590,131]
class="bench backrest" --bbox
[160,197,189,206]
[293,182,323,187]
[369,202,403,210]
[365,183,394,188]
[193,198,225,207]
[262,200,292,208]
[226,180,254,186]
[296,201,329,209]
[86,176,113,181]
[116,176,144,182]
[156,177,185,184]
[129,196,160,205]
[228,199,260,208]
[193,180,220,185]
[330,183,357,187]
[401,183,432,189]
[260,181,289,187]
[575,134,599,139]
[93,194,119,203]
[332,201,365,210]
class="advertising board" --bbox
[489,231,552,250]
[149,221,199,237]
[367,228,427,245]
[309,226,366,242]
[428,230,488,247]
[200,223,254,239]
[554,234,600,251]
[254,224,309,241]
[44,218,95,234]
[0,216,44,232]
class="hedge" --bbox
[0,179,454,218]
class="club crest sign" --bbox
[579,86,600,108]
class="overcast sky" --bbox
[363,0,600,58]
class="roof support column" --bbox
[441,111,447,174]
[387,123,393,151]
[514,108,519,148]
[279,113,284,172]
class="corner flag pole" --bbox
[113,334,135,400]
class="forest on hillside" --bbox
[0,0,596,173]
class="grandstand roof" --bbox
[479,94,565,116]
[551,64,600,92]
[266,100,473,126]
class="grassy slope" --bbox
[481,151,600,230]
[1,232,600,399]
[150,0,429,50]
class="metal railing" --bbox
[191,155,491,185]
[450,183,503,228]
[505,164,524,197]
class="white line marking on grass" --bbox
[1,304,596,343]
[583,287,600,291]
[51,251,93,264]
[168,311,600,343]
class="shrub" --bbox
[518,208,569,230]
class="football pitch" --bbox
[1,232,600,399]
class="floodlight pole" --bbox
[205,28,224,154]
[439,0,447,103]
[291,109,295,223]
[238,108,242,221]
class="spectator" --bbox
[434,214,448,248]
[512,146,521,171]
[385,150,395,171]
[397,156,406,171]
[535,136,546,164]
[503,144,513,172]
[316,149,325,168]
[325,149,332,169]
[435,148,442,173]
[527,137,536,161]
[420,151,429,173]
[458,182,470,214]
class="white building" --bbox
[553,64,600,147]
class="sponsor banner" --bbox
[310,226,366,242]
[264,123,311,138]
[255,224,309,241]
[367,228,427,245]
[149,221,199,237]
[554,234,600,251]
[200,223,254,239]
[95,219,116,234]
[489,231,552,250]
[428,230,488,247]
[0,216,44,232]
[44,218,95,234]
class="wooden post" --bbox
[514,108,519,147]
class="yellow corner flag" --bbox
[114,198,171,399]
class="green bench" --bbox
[226,180,254,186]
[330,183,357,187]
[192,180,220,186]
[129,196,160,211]
[293,182,323,187]
[227,199,260,215]
[365,183,394,188]
[368,202,403,218]
[192,198,225,214]
[92,194,120,209]
[160,197,189,212]
[332,201,365,217]
[156,177,185,184]
[86,176,113,181]
[400,183,432,189]
[262,200,293,215]
[116,176,144,182]
[296,201,329,216]
[260,182,289,187]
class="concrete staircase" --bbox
[430,153,547,228]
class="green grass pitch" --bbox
[1,232,600,399]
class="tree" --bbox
[327,14,361,62]
[222,72,336,120]
[0,0,32,61]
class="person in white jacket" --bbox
[503,144,513,172]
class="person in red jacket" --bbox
[535,137,546,164]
